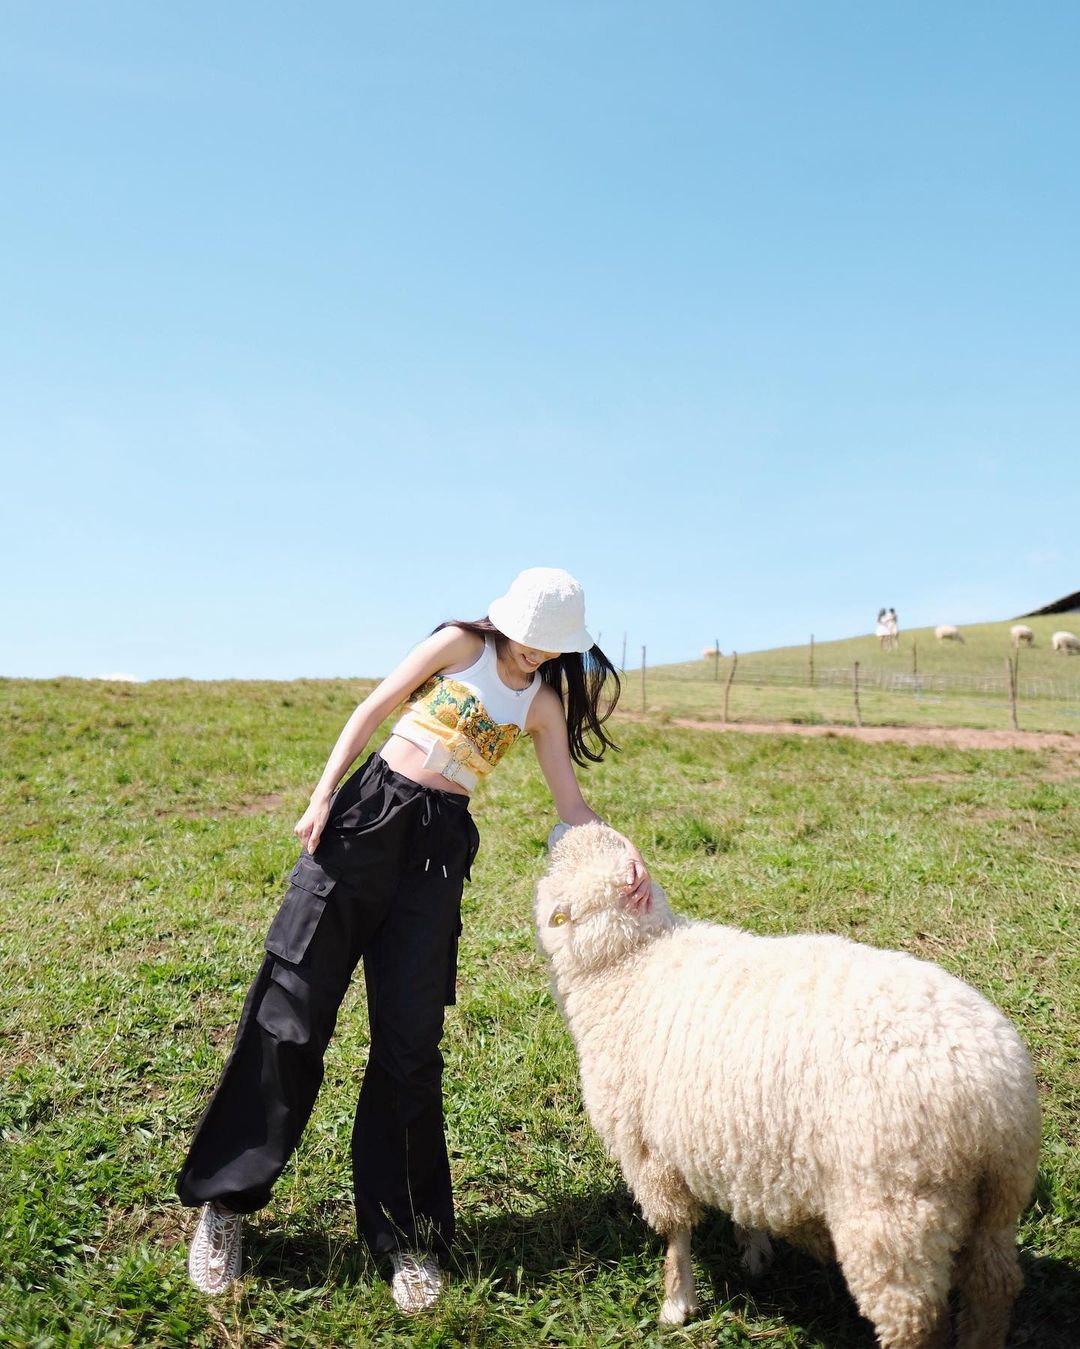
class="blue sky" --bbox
[3,2,1078,680]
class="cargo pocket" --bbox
[255,960,320,1044]
[264,854,337,964]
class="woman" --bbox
[176,567,651,1313]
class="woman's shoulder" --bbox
[429,625,486,674]
[525,679,563,731]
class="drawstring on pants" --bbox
[417,793,458,880]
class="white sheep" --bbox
[935,624,965,643]
[1010,625,1035,648]
[535,824,1040,1349]
[701,645,721,660]
[1051,630,1080,654]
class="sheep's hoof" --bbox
[658,1296,698,1326]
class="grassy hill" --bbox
[637,615,1080,733]
[679,612,1079,678]
[1,675,1078,1346]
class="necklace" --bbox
[496,652,532,694]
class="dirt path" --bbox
[616,711,1080,756]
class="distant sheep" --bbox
[701,645,721,660]
[536,823,1040,1349]
[1010,625,1035,648]
[935,624,965,643]
[1051,630,1080,654]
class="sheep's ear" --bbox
[549,905,572,927]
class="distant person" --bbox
[875,607,899,650]
[176,568,652,1313]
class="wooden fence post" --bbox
[853,660,862,728]
[1006,651,1020,731]
[723,651,737,723]
[809,634,815,688]
[641,646,646,713]
[714,637,720,682]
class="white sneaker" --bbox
[187,1201,243,1294]
[389,1251,444,1314]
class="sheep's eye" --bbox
[549,910,570,927]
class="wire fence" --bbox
[662,662,1080,702]
[627,651,1080,734]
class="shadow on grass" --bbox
[1009,1252,1080,1348]
[470,1191,1080,1349]
[245,1224,371,1291]
[453,1193,878,1346]
[245,1188,1080,1348]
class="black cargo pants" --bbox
[175,752,480,1258]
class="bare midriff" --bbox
[377,733,472,797]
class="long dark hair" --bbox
[433,618,621,766]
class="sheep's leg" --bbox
[953,1226,1023,1349]
[624,1148,702,1325]
[830,1201,957,1349]
[659,1227,697,1326]
[733,1223,774,1277]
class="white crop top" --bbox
[390,636,543,788]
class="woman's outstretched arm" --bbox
[528,683,652,911]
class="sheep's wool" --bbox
[535,823,1040,1348]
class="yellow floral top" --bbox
[391,636,542,782]
[408,675,522,767]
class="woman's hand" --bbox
[622,844,653,914]
[294,796,331,856]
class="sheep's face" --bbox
[534,823,674,974]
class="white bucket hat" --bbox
[487,567,593,653]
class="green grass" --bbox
[2,676,1078,1346]
[646,616,1080,732]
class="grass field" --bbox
[643,616,1080,733]
[2,674,1078,1347]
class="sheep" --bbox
[535,823,1040,1349]
[701,645,721,660]
[1051,630,1080,654]
[1010,625,1035,648]
[935,624,965,643]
